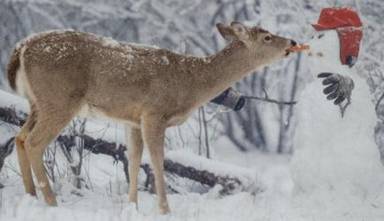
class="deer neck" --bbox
[193,41,261,102]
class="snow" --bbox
[15,29,75,49]
[0,133,293,221]
[290,29,384,219]
[100,36,121,48]
[128,43,160,50]
[0,90,29,112]
[1,117,382,221]
[160,56,169,65]
[1,0,383,154]
[1,0,384,220]
[160,150,262,194]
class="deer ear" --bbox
[230,22,249,42]
[216,23,235,41]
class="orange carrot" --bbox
[288,44,310,52]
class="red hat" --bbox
[312,7,363,67]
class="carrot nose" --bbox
[288,44,310,52]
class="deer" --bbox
[6,21,296,214]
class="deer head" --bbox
[216,22,296,66]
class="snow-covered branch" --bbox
[0,97,262,194]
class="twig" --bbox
[0,137,15,177]
[339,96,352,118]
[242,95,297,105]
[375,91,384,114]
[197,107,203,155]
[201,107,211,159]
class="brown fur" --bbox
[8,22,295,214]
[7,45,22,91]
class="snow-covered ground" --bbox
[1,134,291,221]
[0,91,291,221]
[0,91,382,221]
[1,0,384,219]
[1,131,383,221]
[1,146,383,221]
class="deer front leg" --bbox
[141,115,170,214]
[127,126,144,206]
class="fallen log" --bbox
[0,95,261,195]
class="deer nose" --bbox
[291,40,297,46]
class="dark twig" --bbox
[375,91,384,115]
[242,88,297,105]
[0,137,15,188]
[242,95,297,105]
[0,137,15,173]
[339,96,352,118]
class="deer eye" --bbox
[264,35,272,43]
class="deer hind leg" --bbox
[15,103,38,196]
[127,126,144,205]
[24,104,78,206]
[141,115,170,214]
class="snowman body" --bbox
[290,30,384,200]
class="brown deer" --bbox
[7,22,296,214]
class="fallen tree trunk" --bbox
[0,104,261,195]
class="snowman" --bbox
[290,7,384,207]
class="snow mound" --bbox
[164,150,263,194]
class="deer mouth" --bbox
[284,49,291,57]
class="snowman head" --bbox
[308,7,363,68]
[307,30,341,67]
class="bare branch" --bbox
[242,95,297,106]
